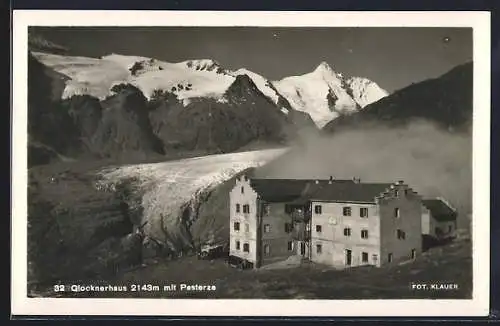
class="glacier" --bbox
[95,148,288,251]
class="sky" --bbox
[33,27,472,93]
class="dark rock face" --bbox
[323,62,473,133]
[91,84,166,158]
[148,74,317,155]
[62,95,103,148]
[27,166,141,288]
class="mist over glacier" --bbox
[255,120,472,228]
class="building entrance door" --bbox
[300,242,306,256]
[345,249,352,266]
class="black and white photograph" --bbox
[11,10,490,317]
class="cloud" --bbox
[255,119,472,228]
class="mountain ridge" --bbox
[31,50,387,128]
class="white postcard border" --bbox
[11,10,491,317]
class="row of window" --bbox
[235,241,295,255]
[313,247,417,264]
[314,225,369,239]
[233,222,293,234]
[235,204,250,214]
[263,223,293,233]
[315,225,406,240]
[236,204,403,218]
[263,241,294,256]
[233,222,249,232]
[234,240,250,252]
[314,206,369,217]
[314,206,402,219]
[235,221,406,241]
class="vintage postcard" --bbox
[11,10,491,317]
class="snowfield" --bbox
[32,51,387,127]
[32,52,281,106]
[96,148,288,249]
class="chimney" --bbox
[352,177,361,184]
[328,175,334,184]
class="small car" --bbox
[225,255,254,270]
[197,244,226,260]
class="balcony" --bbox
[289,210,311,223]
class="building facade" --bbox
[229,176,424,269]
[421,198,458,240]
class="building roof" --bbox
[249,178,354,203]
[422,199,457,221]
[305,182,394,203]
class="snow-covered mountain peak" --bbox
[313,61,335,74]
[272,62,388,128]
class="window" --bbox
[263,204,270,215]
[241,186,244,194]
[316,244,322,254]
[264,244,270,255]
[343,228,352,236]
[245,223,249,233]
[264,224,271,233]
[372,254,378,264]
[360,207,368,218]
[394,208,400,218]
[404,189,409,196]
[388,253,393,263]
[314,205,322,214]
[287,241,293,251]
[235,240,240,250]
[343,207,352,216]
[362,252,369,263]
[395,190,399,197]
[243,204,250,213]
[244,176,248,181]
[397,229,406,240]
[236,204,240,213]
[448,225,453,233]
[361,230,369,239]
[234,222,240,231]
[284,223,293,233]
[243,243,249,252]
[316,225,322,233]
[411,249,417,259]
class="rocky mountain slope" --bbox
[323,62,473,133]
